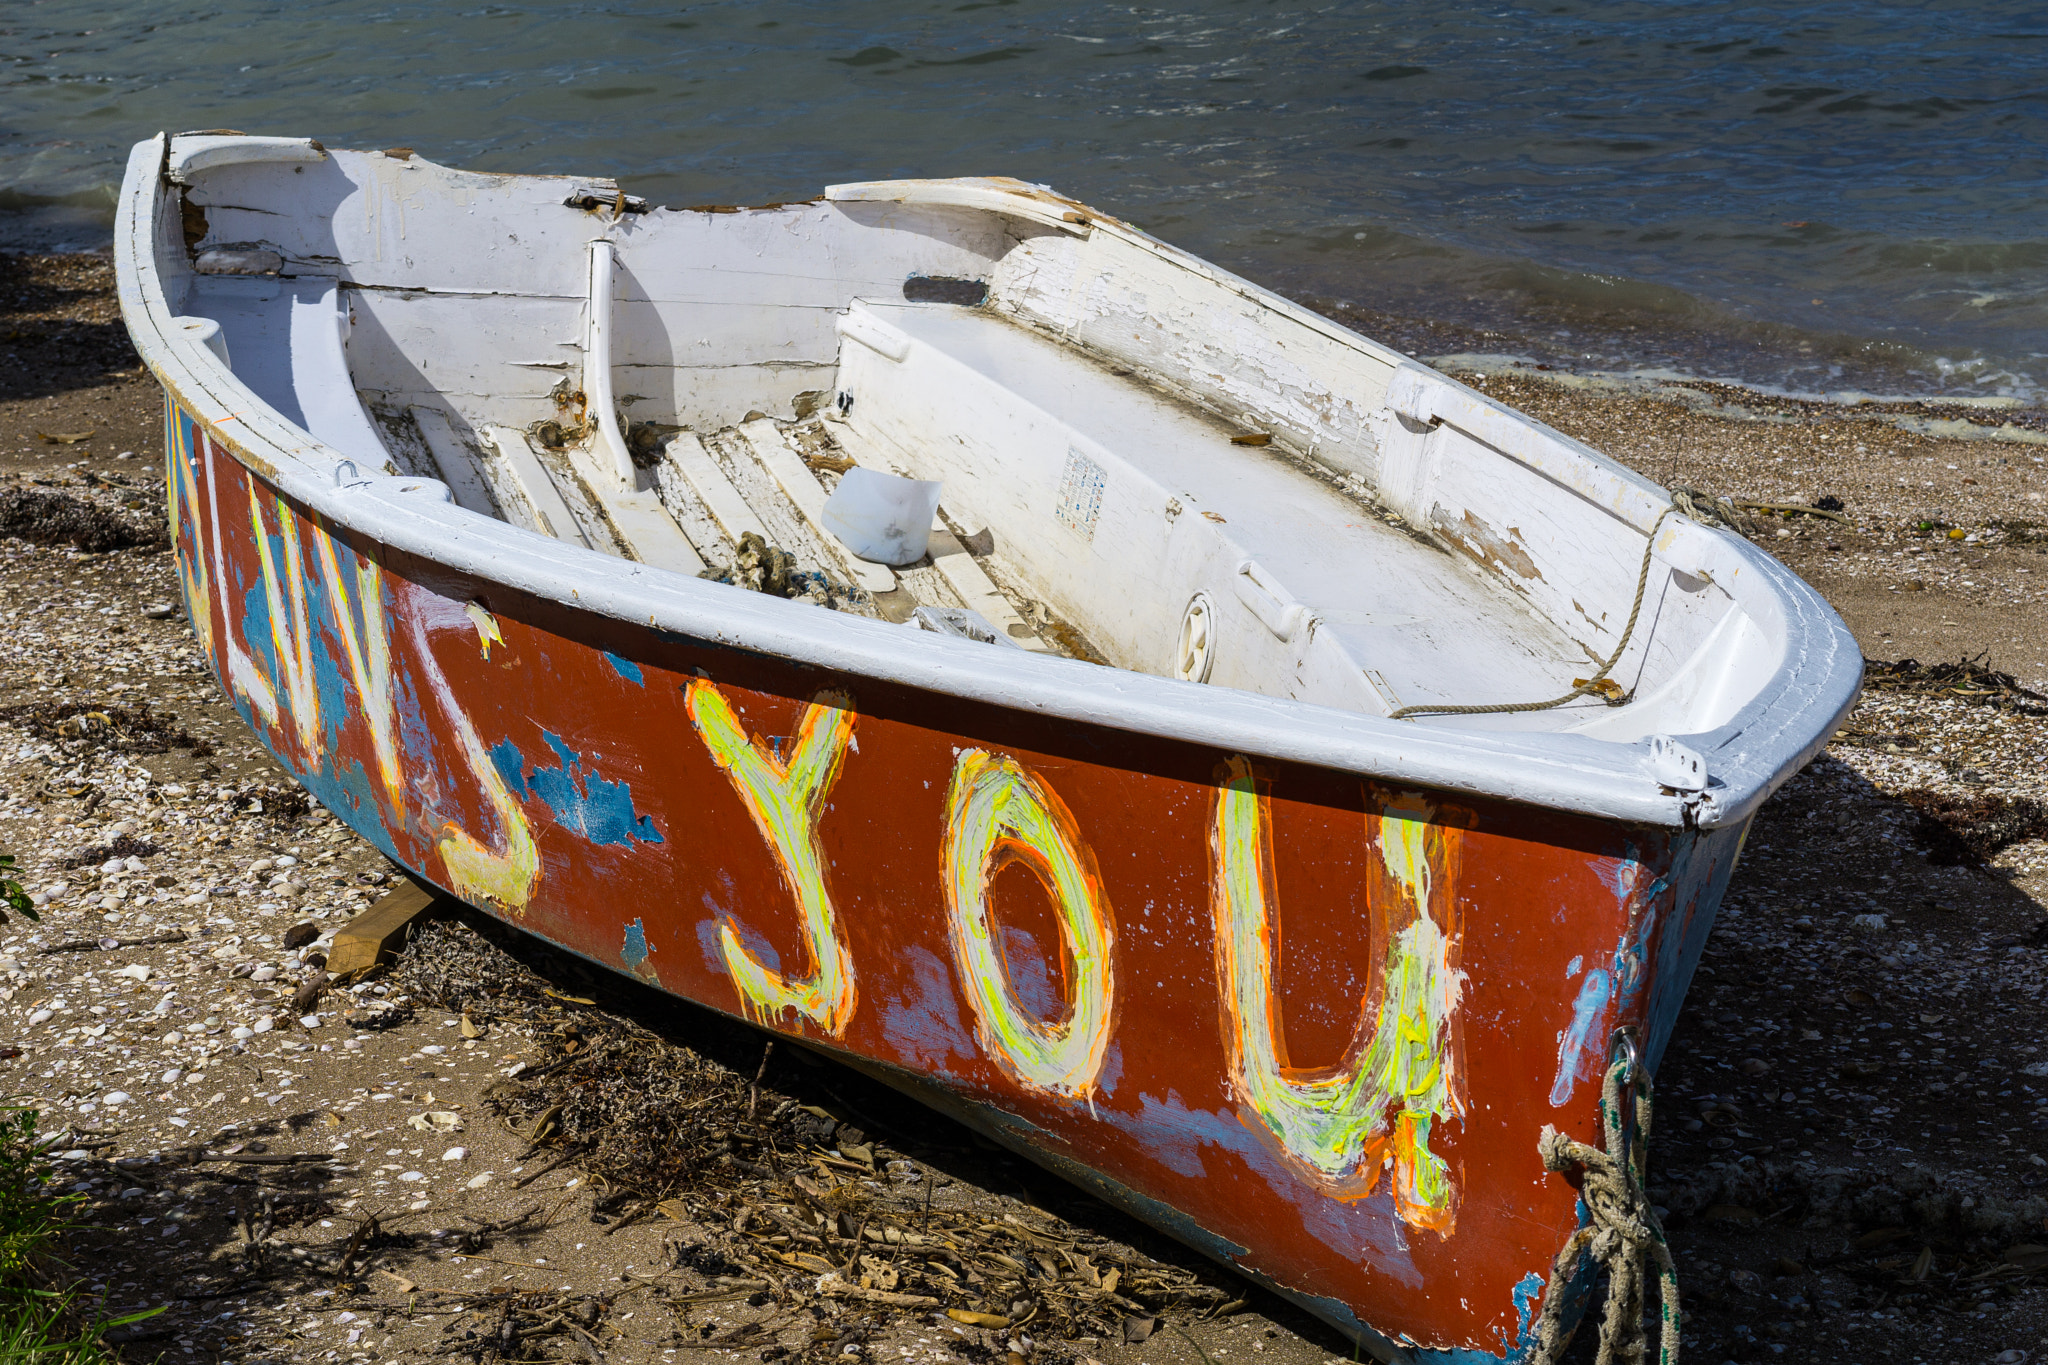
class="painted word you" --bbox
[169,414,1468,1232]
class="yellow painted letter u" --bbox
[1211,757,1466,1233]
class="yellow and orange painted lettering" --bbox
[1211,756,1467,1233]
[248,488,322,754]
[164,400,214,664]
[409,609,538,913]
[942,751,1116,1101]
[686,680,858,1037]
[310,523,406,820]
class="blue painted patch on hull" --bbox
[492,731,664,847]
[621,917,661,982]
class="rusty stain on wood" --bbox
[1431,504,1544,581]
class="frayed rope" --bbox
[1529,1058,1681,1365]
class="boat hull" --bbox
[162,398,1746,1363]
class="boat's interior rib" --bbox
[169,151,1778,741]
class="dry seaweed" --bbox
[222,782,312,825]
[387,916,1241,1347]
[1863,655,2048,714]
[55,830,164,869]
[1901,788,2048,866]
[0,484,166,552]
[0,700,211,756]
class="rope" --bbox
[1668,486,1753,536]
[1530,1058,1681,1365]
[1388,501,1680,720]
[1672,486,1848,528]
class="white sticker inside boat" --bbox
[1055,447,1106,541]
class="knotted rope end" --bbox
[1527,1060,1682,1365]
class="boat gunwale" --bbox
[113,133,1862,831]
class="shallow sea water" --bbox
[3,0,2045,398]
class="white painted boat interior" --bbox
[157,138,1789,742]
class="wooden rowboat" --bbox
[115,132,1858,1362]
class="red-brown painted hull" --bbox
[165,401,1742,1363]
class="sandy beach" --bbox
[1,250,2044,1364]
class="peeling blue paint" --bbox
[241,580,275,680]
[1408,1270,1544,1363]
[604,652,644,685]
[1508,1272,1542,1355]
[312,623,351,756]
[1564,954,1582,979]
[494,731,663,846]
[294,755,405,867]
[488,738,526,797]
[1546,848,1665,1107]
[1549,967,1613,1107]
[621,918,659,982]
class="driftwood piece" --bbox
[326,877,445,976]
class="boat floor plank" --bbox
[716,425,894,606]
[665,433,767,547]
[558,439,710,577]
[737,418,899,597]
[478,425,595,548]
[531,440,632,556]
[703,428,836,569]
[892,561,958,615]
[642,428,881,617]
[408,406,505,521]
[927,521,1059,654]
[649,455,737,575]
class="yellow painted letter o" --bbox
[942,751,1115,1099]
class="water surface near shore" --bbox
[4,0,2045,399]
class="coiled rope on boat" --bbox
[1386,482,1821,721]
[1531,1051,1682,1365]
[1386,498,1682,721]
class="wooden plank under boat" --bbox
[113,132,1860,1363]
